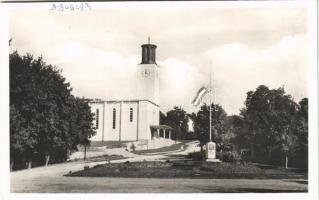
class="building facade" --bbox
[89,42,162,141]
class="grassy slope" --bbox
[133,140,189,155]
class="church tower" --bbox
[137,39,160,105]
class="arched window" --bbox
[112,108,116,129]
[96,109,99,129]
[129,108,133,122]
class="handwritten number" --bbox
[49,3,91,12]
[49,4,56,11]
[85,3,92,10]
[59,3,64,12]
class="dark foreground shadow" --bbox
[197,186,307,193]
[233,188,307,193]
[284,179,308,184]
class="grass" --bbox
[66,161,308,180]
[70,154,126,163]
[89,141,130,148]
[76,141,130,152]
[133,140,189,155]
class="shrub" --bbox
[186,151,205,161]
[130,143,136,152]
[217,151,241,162]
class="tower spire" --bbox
[148,36,150,44]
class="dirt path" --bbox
[11,141,195,188]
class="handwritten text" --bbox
[49,3,91,12]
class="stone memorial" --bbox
[205,141,220,162]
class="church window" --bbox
[96,109,99,129]
[112,108,116,129]
[130,108,133,122]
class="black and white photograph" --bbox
[0,0,318,199]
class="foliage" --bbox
[10,51,95,169]
[192,103,234,151]
[186,151,205,161]
[216,151,242,163]
[160,107,189,140]
[161,85,307,168]
[130,143,136,152]
[238,85,308,167]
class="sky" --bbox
[9,2,310,115]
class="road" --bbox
[10,141,307,193]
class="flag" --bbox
[192,86,208,106]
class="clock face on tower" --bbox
[141,69,151,77]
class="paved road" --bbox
[10,141,307,193]
[11,176,307,193]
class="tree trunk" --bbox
[45,155,50,166]
[267,147,272,163]
[250,143,255,161]
[285,156,288,169]
[10,161,13,171]
[27,161,32,169]
[84,145,86,161]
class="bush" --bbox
[186,151,205,161]
[130,143,136,152]
[217,151,241,162]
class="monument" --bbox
[205,141,216,159]
[205,128,220,162]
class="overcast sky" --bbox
[9,2,309,115]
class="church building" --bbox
[89,42,172,141]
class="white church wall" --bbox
[120,102,138,141]
[138,100,159,140]
[89,102,105,141]
[105,102,121,141]
[137,100,149,140]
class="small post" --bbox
[84,145,87,161]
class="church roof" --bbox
[88,99,159,107]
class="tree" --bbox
[231,115,250,150]
[68,97,95,150]
[10,51,96,169]
[291,98,308,168]
[10,105,38,169]
[240,85,302,167]
[192,103,232,151]
[160,107,189,140]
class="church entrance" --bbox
[150,125,173,140]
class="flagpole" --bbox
[209,60,212,142]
